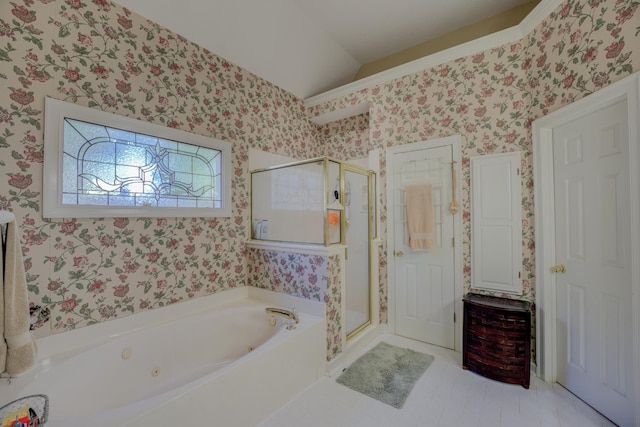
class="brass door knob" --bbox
[395,250,404,257]
[552,264,566,273]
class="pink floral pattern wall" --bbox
[314,0,639,326]
[0,0,317,337]
[246,248,343,360]
[246,249,327,302]
[326,254,342,360]
[1,0,638,353]
[320,113,370,161]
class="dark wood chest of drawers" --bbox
[462,293,532,388]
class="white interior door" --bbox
[553,99,634,427]
[392,144,455,349]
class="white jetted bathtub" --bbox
[0,288,325,427]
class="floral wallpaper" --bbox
[313,0,639,331]
[320,113,370,162]
[326,254,342,361]
[246,247,343,360]
[246,248,327,302]
[526,0,639,119]
[0,0,317,337]
[1,0,638,368]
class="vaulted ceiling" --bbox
[114,0,536,99]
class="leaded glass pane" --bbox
[135,195,157,207]
[177,198,197,208]
[158,138,178,151]
[157,197,178,207]
[197,199,214,208]
[63,122,90,155]
[178,143,198,154]
[173,172,192,186]
[84,141,116,164]
[192,158,211,175]
[78,194,108,205]
[108,195,135,206]
[81,161,116,185]
[66,119,109,141]
[63,154,78,193]
[115,165,141,181]
[107,127,136,143]
[214,174,222,191]
[192,174,211,191]
[62,194,77,205]
[166,153,190,173]
[115,144,147,167]
[200,150,220,163]
[135,134,158,147]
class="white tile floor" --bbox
[259,334,617,427]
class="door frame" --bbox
[386,135,464,352]
[342,163,375,341]
[533,72,640,425]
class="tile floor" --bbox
[259,334,616,427]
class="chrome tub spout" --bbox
[265,307,299,324]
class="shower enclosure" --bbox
[342,165,374,338]
[250,157,376,339]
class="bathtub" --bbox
[0,287,326,427]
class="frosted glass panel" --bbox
[178,143,198,154]
[193,159,211,175]
[63,123,90,154]
[135,134,158,146]
[158,138,177,150]
[108,195,135,207]
[177,198,197,208]
[345,169,371,336]
[107,128,135,143]
[67,119,109,140]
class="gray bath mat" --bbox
[336,341,434,408]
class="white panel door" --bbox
[470,152,522,294]
[553,99,633,427]
[393,145,455,349]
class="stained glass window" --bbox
[43,98,231,218]
[62,118,222,209]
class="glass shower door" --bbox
[344,167,372,338]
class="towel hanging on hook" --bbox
[450,162,459,215]
[405,185,436,251]
[0,210,38,377]
[0,211,15,225]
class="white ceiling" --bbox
[114,0,532,99]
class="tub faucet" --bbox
[265,307,299,324]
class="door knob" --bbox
[551,264,566,273]
[395,250,404,257]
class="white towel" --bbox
[405,185,436,251]
[1,213,37,376]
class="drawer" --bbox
[462,293,531,389]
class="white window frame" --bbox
[43,97,232,218]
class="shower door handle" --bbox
[395,250,404,257]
